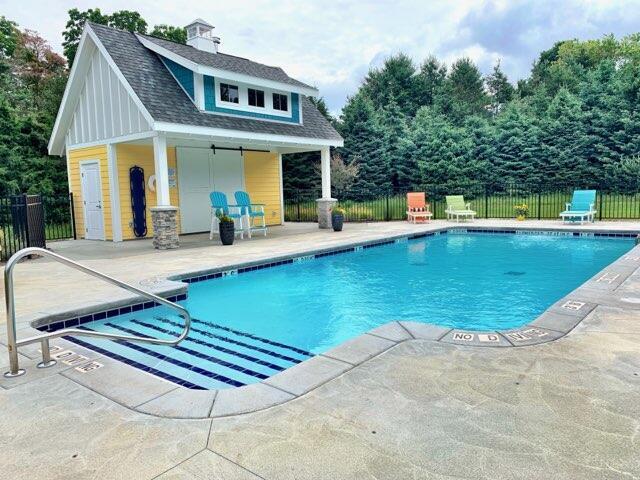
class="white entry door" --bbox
[80,161,105,240]
[177,147,245,234]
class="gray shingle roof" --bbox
[89,23,342,142]
[140,34,314,90]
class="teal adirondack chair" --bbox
[209,191,244,240]
[445,195,477,222]
[559,190,597,224]
[234,191,267,238]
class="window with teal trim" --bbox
[203,74,301,124]
[162,57,194,100]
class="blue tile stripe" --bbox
[75,326,245,387]
[153,316,305,364]
[64,336,205,390]
[103,323,270,381]
[191,317,313,357]
[129,318,287,372]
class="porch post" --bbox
[150,133,179,249]
[316,146,336,229]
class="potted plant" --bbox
[514,203,529,221]
[331,206,346,231]
[217,211,235,245]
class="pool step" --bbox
[65,315,313,390]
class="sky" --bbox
[2,0,640,116]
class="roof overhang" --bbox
[48,24,155,156]
[136,34,320,97]
[154,121,343,148]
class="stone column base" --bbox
[316,198,337,229]
[150,206,179,249]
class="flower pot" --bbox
[332,214,344,232]
[516,215,526,221]
[219,221,235,245]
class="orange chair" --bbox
[406,192,433,223]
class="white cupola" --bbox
[185,19,220,54]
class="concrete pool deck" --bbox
[1,220,640,479]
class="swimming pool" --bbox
[59,231,633,389]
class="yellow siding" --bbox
[67,145,113,240]
[115,144,179,240]
[243,152,282,226]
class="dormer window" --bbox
[248,88,265,108]
[220,83,239,103]
[273,93,288,112]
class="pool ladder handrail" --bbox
[3,247,191,378]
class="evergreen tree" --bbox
[360,53,417,114]
[338,94,386,199]
[377,96,414,193]
[436,57,488,123]
[485,60,514,116]
[412,56,447,111]
[492,102,543,187]
[540,88,588,186]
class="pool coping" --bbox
[4,223,640,419]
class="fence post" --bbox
[484,186,489,219]
[599,193,604,221]
[537,191,542,220]
[385,195,390,221]
[69,192,77,240]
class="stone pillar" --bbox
[317,146,337,229]
[316,198,337,229]
[151,206,179,249]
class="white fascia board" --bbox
[154,121,343,148]
[48,29,94,156]
[136,35,319,98]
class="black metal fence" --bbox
[284,183,640,223]
[0,193,75,261]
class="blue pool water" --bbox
[68,232,632,389]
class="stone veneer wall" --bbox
[150,207,179,249]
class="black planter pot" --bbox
[219,221,235,245]
[332,214,344,232]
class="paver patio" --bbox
[1,220,639,479]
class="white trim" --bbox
[153,134,171,206]
[194,72,205,109]
[278,153,284,225]
[67,131,157,150]
[136,34,319,97]
[159,56,197,105]
[106,144,123,242]
[79,159,106,240]
[153,121,343,147]
[200,108,302,127]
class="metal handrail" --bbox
[4,247,191,377]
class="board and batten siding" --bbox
[115,144,179,240]
[65,45,151,148]
[243,151,282,226]
[67,145,113,240]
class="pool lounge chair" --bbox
[445,195,476,222]
[406,192,432,223]
[234,191,267,238]
[559,190,597,224]
[209,191,244,240]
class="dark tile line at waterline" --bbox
[153,316,306,364]
[129,318,287,372]
[76,325,246,388]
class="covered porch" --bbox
[67,131,335,249]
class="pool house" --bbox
[48,19,343,248]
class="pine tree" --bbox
[377,96,415,193]
[436,57,488,123]
[338,94,386,199]
[360,54,417,115]
[413,56,447,111]
[485,60,514,116]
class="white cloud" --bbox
[1,0,638,114]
